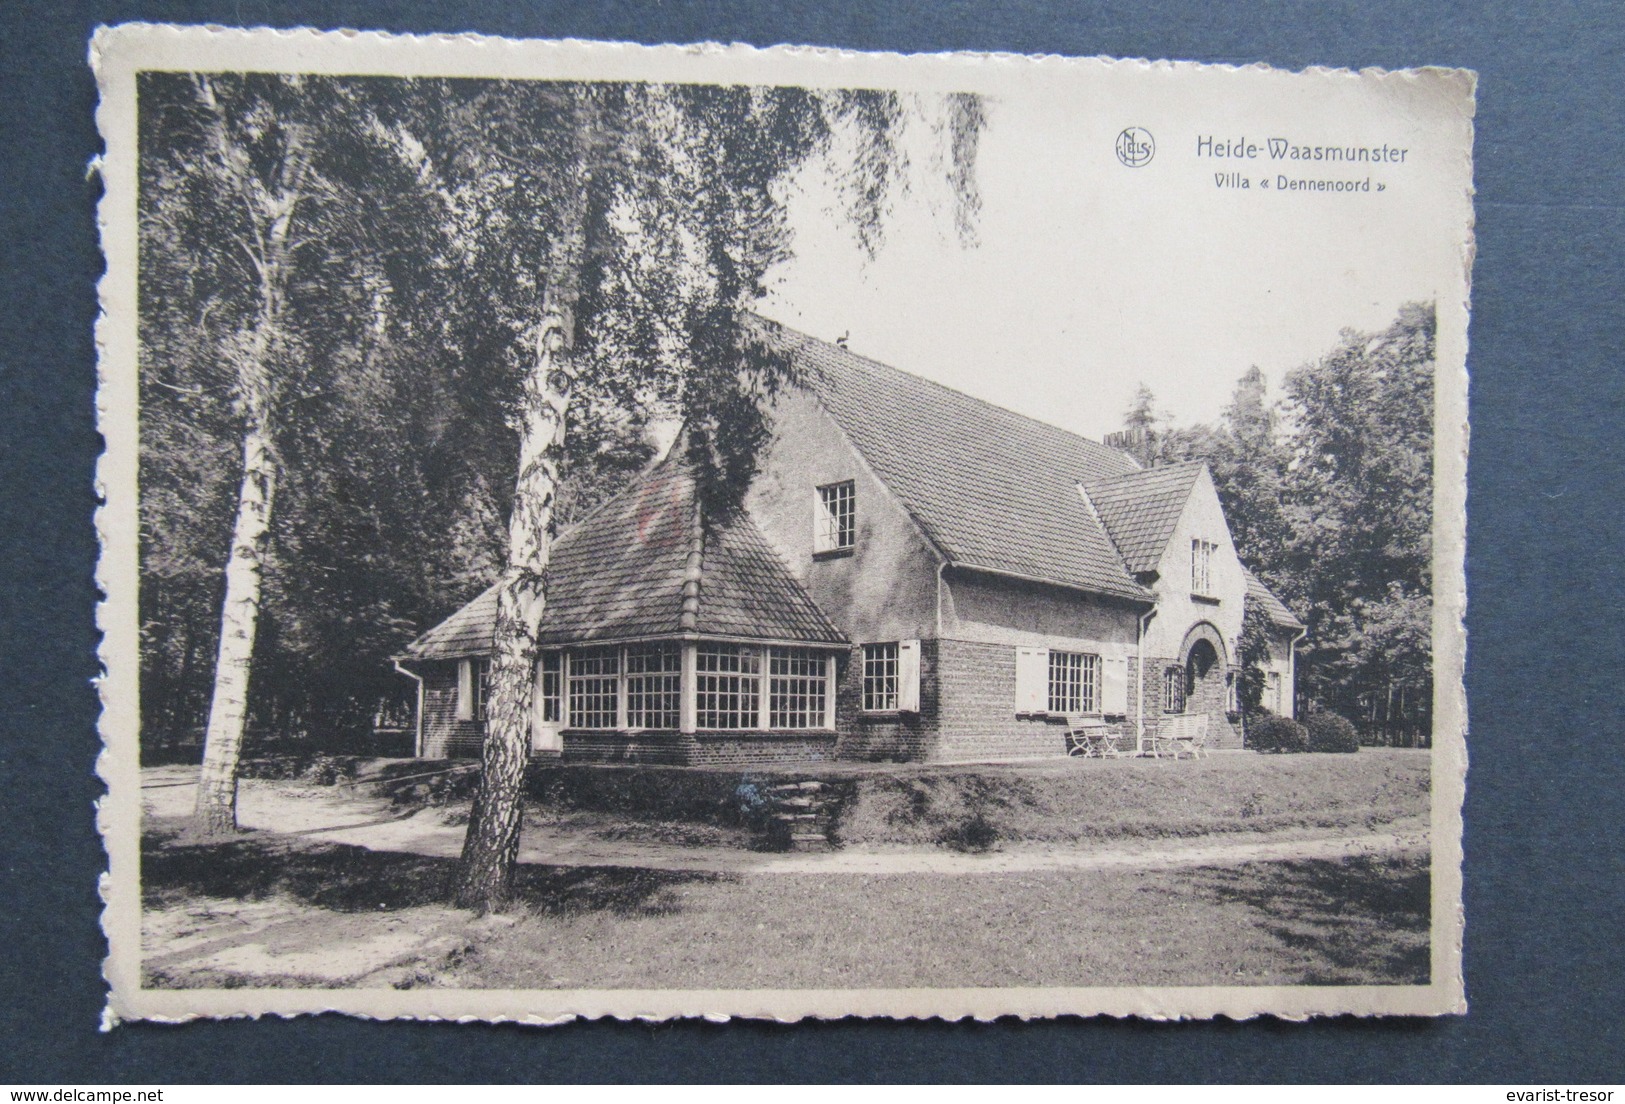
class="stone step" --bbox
[767,780,825,795]
[771,811,820,825]
[789,832,830,852]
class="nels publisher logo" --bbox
[1115,126,1155,167]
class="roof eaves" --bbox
[951,560,1153,604]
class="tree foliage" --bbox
[137,73,984,885]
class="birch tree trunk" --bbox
[454,205,586,911]
[192,418,277,835]
[186,76,310,837]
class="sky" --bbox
[758,65,1463,442]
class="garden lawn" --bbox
[142,828,1429,990]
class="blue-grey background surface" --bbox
[2,0,1620,1084]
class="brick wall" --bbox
[1137,653,1243,750]
[933,638,1071,760]
[420,661,484,758]
[563,729,838,767]
[832,641,939,762]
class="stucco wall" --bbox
[1142,467,1247,666]
[941,569,1141,655]
[747,387,943,644]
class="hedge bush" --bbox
[1306,710,1361,753]
[1247,713,1309,753]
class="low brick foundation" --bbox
[563,729,839,767]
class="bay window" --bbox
[625,643,681,729]
[568,646,620,729]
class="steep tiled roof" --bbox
[404,458,846,660]
[752,317,1150,602]
[404,583,500,660]
[1244,569,1306,630]
[1082,461,1206,575]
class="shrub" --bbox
[1306,710,1361,753]
[1247,714,1308,753]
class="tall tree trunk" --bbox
[192,418,277,835]
[454,205,587,912]
[186,75,308,836]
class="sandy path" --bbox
[143,767,1428,876]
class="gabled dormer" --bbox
[1082,461,1247,657]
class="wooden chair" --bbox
[1064,715,1119,758]
[1152,712,1209,759]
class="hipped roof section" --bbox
[404,457,846,661]
[748,315,1151,602]
[1244,569,1307,630]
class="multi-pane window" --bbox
[538,652,562,723]
[568,646,620,729]
[770,648,828,729]
[1265,670,1282,714]
[1191,538,1217,595]
[696,644,761,729]
[625,643,681,729]
[815,481,856,553]
[1164,665,1186,714]
[862,642,900,712]
[1047,651,1101,714]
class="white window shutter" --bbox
[897,639,922,713]
[1102,655,1128,715]
[1015,647,1049,714]
[456,658,474,721]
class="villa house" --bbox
[396,318,1305,765]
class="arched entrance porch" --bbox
[1176,622,1241,749]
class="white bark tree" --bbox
[439,83,986,909]
[141,74,439,835]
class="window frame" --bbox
[625,642,682,731]
[768,647,831,730]
[538,651,563,725]
[566,646,621,730]
[1164,664,1187,714]
[1191,538,1218,597]
[1047,650,1101,715]
[862,642,901,713]
[694,643,763,730]
[814,480,857,556]
[549,641,838,733]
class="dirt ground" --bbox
[140,766,1432,990]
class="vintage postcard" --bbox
[94,24,1474,1024]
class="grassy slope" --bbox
[833,752,1429,849]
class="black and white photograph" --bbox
[94,26,1473,1023]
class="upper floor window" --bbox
[815,480,856,554]
[1047,651,1101,714]
[1191,538,1217,596]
